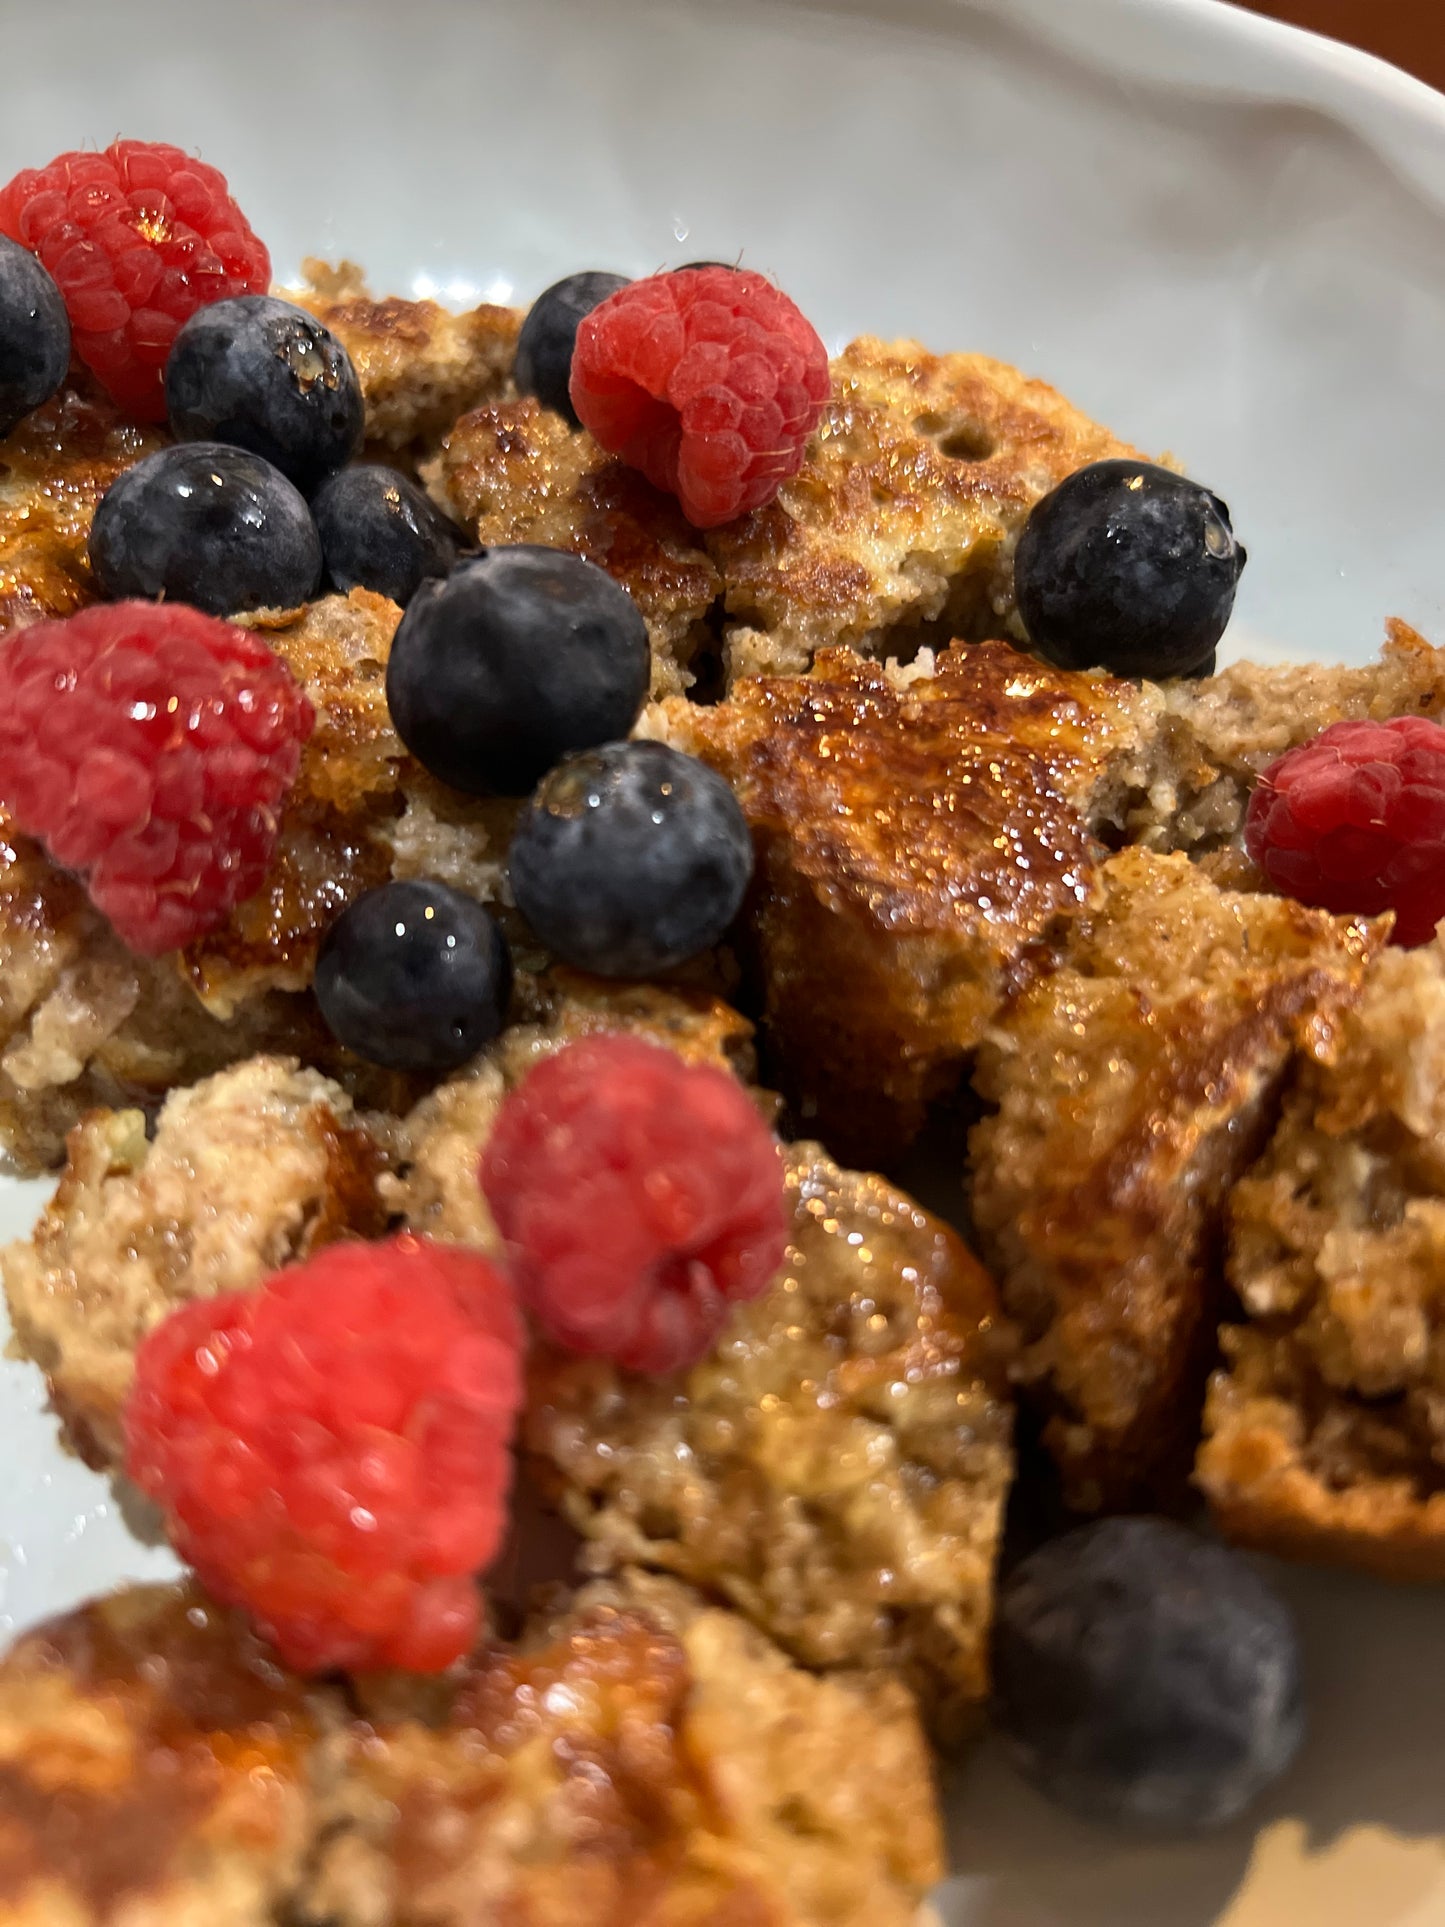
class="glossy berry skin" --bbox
[1245,715,1445,946]
[1014,460,1245,679]
[0,139,270,421]
[481,1033,789,1375]
[124,1233,523,1674]
[514,270,629,425]
[993,1518,1304,1832]
[312,463,465,606]
[90,442,322,617]
[508,740,753,977]
[315,879,512,1074]
[386,545,649,796]
[0,236,69,436]
[165,295,364,492]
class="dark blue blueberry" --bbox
[508,740,753,977]
[164,295,364,493]
[514,271,629,425]
[993,1517,1304,1831]
[89,443,322,617]
[1014,459,1245,680]
[312,464,466,607]
[0,237,70,437]
[386,545,649,796]
[315,878,512,1074]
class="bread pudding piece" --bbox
[0,590,514,1173]
[525,1147,1013,1739]
[653,638,1163,1162]
[0,1574,941,1926]
[1,1056,389,1472]
[970,848,1383,1513]
[1136,619,1445,860]
[0,1582,331,1927]
[310,1571,942,1927]
[0,384,164,634]
[386,972,1013,1733]
[289,259,519,458]
[1199,939,1445,1577]
[429,336,1135,697]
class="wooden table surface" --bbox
[1236,0,1443,93]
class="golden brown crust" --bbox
[1199,940,1445,1578]
[970,848,1384,1511]
[0,1576,940,1926]
[525,1147,1013,1737]
[1,1056,390,1471]
[0,386,164,637]
[427,393,723,700]
[0,1582,329,1926]
[291,259,520,455]
[655,640,1160,1160]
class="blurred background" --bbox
[1242,0,1442,91]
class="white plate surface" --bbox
[1,2,1444,1921]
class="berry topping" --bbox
[90,442,323,618]
[1014,459,1245,679]
[386,546,649,796]
[569,266,831,528]
[514,270,629,426]
[0,235,70,437]
[508,740,753,977]
[165,294,364,492]
[993,1518,1303,1831]
[1244,715,1445,946]
[124,1234,523,1674]
[316,879,513,1074]
[0,602,313,954]
[312,463,465,607]
[0,139,270,422]
[481,1034,788,1374]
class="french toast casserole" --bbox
[0,134,1440,1918]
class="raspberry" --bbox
[0,602,313,956]
[568,267,830,529]
[1244,716,1445,947]
[0,140,270,421]
[480,1034,790,1374]
[124,1234,524,1675]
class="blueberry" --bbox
[90,443,322,617]
[315,878,512,1074]
[0,237,70,438]
[514,271,629,425]
[312,464,466,607]
[165,295,364,492]
[993,1517,1304,1831]
[386,545,649,796]
[1014,459,1245,679]
[508,740,753,976]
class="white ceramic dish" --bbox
[1,1,1444,1920]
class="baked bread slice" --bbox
[969,848,1383,1512]
[1199,938,1445,1578]
[654,638,1162,1161]
[0,1573,942,1926]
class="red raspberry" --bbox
[569,267,830,529]
[1244,716,1445,947]
[0,602,313,956]
[0,140,270,421]
[124,1234,524,1675]
[480,1034,790,1375]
